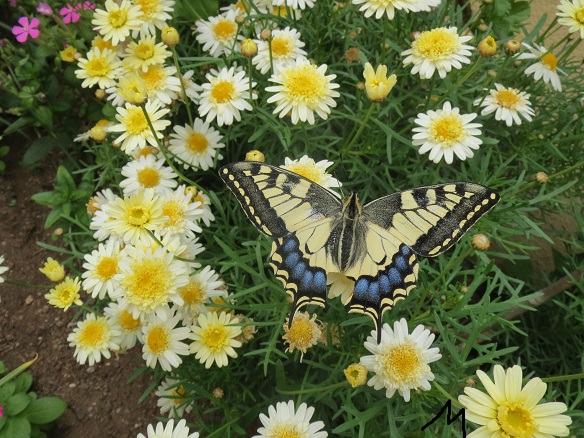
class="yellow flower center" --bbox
[141,65,165,89]
[85,57,110,77]
[93,36,115,51]
[162,200,184,227]
[429,114,464,146]
[540,52,557,71]
[135,0,157,18]
[135,42,155,60]
[495,89,521,109]
[125,259,172,308]
[497,403,537,438]
[269,424,302,438]
[96,256,118,280]
[285,316,318,352]
[58,286,77,305]
[180,280,205,305]
[124,107,148,135]
[187,133,209,153]
[213,20,237,42]
[282,65,328,107]
[79,320,108,347]
[202,325,228,351]
[381,343,422,384]
[171,386,186,405]
[108,9,128,28]
[127,205,151,226]
[211,80,236,104]
[575,7,584,24]
[286,164,323,184]
[147,326,169,354]
[415,28,459,60]
[271,36,293,58]
[192,193,205,206]
[119,310,141,331]
[137,168,161,188]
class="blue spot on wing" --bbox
[394,255,408,271]
[282,238,297,253]
[292,262,305,280]
[314,271,326,289]
[301,271,313,289]
[285,252,300,268]
[388,268,402,286]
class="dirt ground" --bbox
[0,141,159,438]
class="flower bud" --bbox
[363,62,397,102]
[245,150,265,162]
[39,257,66,282]
[161,27,179,47]
[241,38,258,57]
[472,234,491,251]
[260,29,271,41]
[535,171,549,183]
[344,363,368,388]
[504,39,521,55]
[89,126,107,142]
[478,36,497,57]
[95,89,106,100]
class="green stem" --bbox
[277,381,348,395]
[432,382,464,409]
[558,37,582,64]
[541,373,584,384]
[171,47,193,126]
[439,58,482,106]
[514,159,584,196]
[344,102,376,152]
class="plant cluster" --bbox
[1,0,584,436]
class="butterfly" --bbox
[220,161,500,341]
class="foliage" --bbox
[5,0,583,436]
[0,359,67,438]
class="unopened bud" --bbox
[241,38,258,57]
[478,36,497,57]
[535,172,549,183]
[95,89,106,100]
[161,27,179,47]
[504,39,521,55]
[472,234,491,251]
[260,29,271,41]
[89,126,107,142]
[245,150,265,162]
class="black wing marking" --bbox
[219,162,342,238]
[363,183,500,257]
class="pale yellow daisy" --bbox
[120,154,178,196]
[402,26,474,79]
[344,363,368,388]
[75,47,122,89]
[352,0,440,19]
[189,311,242,369]
[140,64,182,106]
[92,0,144,46]
[105,71,149,107]
[137,419,199,438]
[45,277,83,311]
[282,311,322,361]
[103,301,143,350]
[266,58,340,125]
[157,186,204,239]
[39,257,65,282]
[133,0,174,37]
[360,318,442,401]
[102,189,166,246]
[67,313,122,366]
[363,62,397,102]
[108,100,171,154]
[459,364,572,438]
[253,400,328,438]
[281,155,342,191]
[116,244,189,320]
[272,0,315,11]
[123,35,171,73]
[194,10,242,57]
[557,0,584,39]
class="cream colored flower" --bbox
[75,48,122,89]
[363,62,397,102]
[474,83,535,126]
[557,0,584,39]
[91,0,143,46]
[516,43,564,92]
[67,313,121,366]
[189,311,242,368]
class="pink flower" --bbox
[79,1,96,10]
[59,4,80,23]
[12,17,40,43]
[37,2,53,15]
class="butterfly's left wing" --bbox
[363,182,500,257]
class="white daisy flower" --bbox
[157,185,204,239]
[197,66,256,127]
[516,43,564,92]
[169,119,225,170]
[401,26,474,79]
[281,155,342,192]
[67,313,122,366]
[120,154,178,196]
[459,365,572,438]
[175,235,205,266]
[412,101,483,164]
[141,306,191,372]
[187,188,215,227]
[109,100,171,154]
[155,378,193,418]
[102,189,166,246]
[253,400,328,438]
[140,65,182,106]
[252,27,307,74]
[220,0,270,15]
[272,0,316,11]
[116,245,189,320]
[90,209,119,243]
[189,311,242,369]
[352,0,440,20]
[81,238,122,300]
[123,35,171,73]
[0,255,8,283]
[105,72,148,107]
[175,265,227,326]
[137,419,199,438]
[75,48,122,89]
[132,0,174,37]
[180,70,200,103]
[92,0,144,46]
[266,58,340,125]
[103,301,143,350]
[557,0,584,39]
[87,188,117,214]
[360,318,441,402]
[194,10,242,58]
[474,83,535,126]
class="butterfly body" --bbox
[220,161,499,341]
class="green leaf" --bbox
[175,0,218,19]
[0,416,31,438]
[21,137,58,168]
[0,146,9,158]
[5,393,32,416]
[44,207,64,228]
[31,192,59,207]
[56,165,75,194]
[3,117,34,136]
[24,397,67,425]
[0,382,16,401]
[493,0,511,16]
[12,373,33,395]
[32,106,53,129]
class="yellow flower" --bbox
[344,363,368,387]
[161,27,180,47]
[363,62,397,102]
[282,311,321,362]
[39,257,66,282]
[60,46,78,62]
[45,277,82,311]
[189,311,242,369]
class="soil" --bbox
[0,140,159,438]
